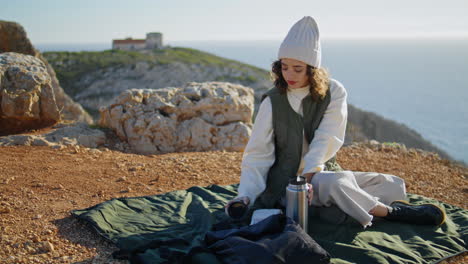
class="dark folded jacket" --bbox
[202,214,331,264]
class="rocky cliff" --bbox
[43,48,453,160]
[43,48,271,117]
[347,105,451,159]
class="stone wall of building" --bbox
[112,32,163,51]
[145,32,163,49]
[112,41,146,51]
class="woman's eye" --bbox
[295,70,303,73]
[282,68,288,71]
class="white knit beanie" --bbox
[278,16,321,68]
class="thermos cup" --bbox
[227,200,248,219]
[286,176,308,233]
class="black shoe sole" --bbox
[390,200,446,226]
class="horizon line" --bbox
[35,35,468,45]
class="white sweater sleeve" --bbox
[302,79,348,173]
[237,97,275,205]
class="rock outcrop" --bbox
[74,61,271,115]
[43,48,271,119]
[0,20,92,124]
[99,82,254,154]
[0,53,60,135]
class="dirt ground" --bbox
[0,143,466,263]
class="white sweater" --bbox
[237,79,348,205]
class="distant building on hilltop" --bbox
[112,32,163,51]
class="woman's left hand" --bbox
[306,183,313,206]
[303,173,315,206]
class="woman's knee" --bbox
[378,173,407,204]
[311,171,352,206]
[389,174,406,197]
[314,171,354,192]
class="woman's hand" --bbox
[303,172,315,206]
[303,172,316,183]
[306,183,313,206]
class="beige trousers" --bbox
[310,171,406,227]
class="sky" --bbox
[1,0,468,44]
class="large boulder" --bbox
[99,82,254,154]
[0,52,61,135]
[0,20,93,124]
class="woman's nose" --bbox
[283,70,294,78]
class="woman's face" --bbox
[281,58,309,89]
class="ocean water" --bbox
[36,39,468,163]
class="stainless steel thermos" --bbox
[286,176,308,233]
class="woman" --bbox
[226,16,445,228]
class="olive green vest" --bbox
[253,86,342,209]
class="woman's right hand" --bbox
[225,196,250,216]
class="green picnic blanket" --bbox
[72,184,467,264]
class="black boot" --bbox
[384,200,446,225]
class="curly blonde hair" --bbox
[270,59,330,102]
